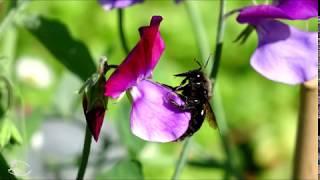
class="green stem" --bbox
[174,0,236,179]
[184,1,210,68]
[210,1,236,179]
[212,86,233,180]
[117,9,130,54]
[76,126,92,180]
[210,0,225,80]
[171,2,210,179]
[211,0,228,147]
[171,1,232,179]
[0,0,28,40]
[172,138,191,180]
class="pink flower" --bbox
[105,16,191,142]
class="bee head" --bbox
[175,69,204,80]
[174,56,211,80]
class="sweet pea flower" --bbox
[236,0,318,84]
[99,0,143,10]
[82,77,106,141]
[81,59,125,141]
[237,0,318,24]
[81,60,109,141]
[99,0,183,10]
[105,16,191,142]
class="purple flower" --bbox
[99,0,143,10]
[105,16,191,142]
[237,0,318,24]
[251,20,317,84]
[236,0,318,84]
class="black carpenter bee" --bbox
[167,61,217,140]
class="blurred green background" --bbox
[0,0,317,179]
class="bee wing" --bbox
[205,102,217,128]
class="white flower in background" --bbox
[31,131,44,151]
[16,57,53,88]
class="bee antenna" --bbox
[194,58,203,69]
[204,54,213,68]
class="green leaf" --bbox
[234,25,254,45]
[0,119,23,148]
[97,158,144,180]
[0,152,17,180]
[23,15,96,81]
[0,92,5,119]
[0,79,5,119]
[0,119,12,148]
[0,106,4,120]
[9,123,23,145]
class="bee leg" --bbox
[175,84,189,92]
[161,83,176,90]
[164,93,190,111]
[179,78,188,86]
[170,103,193,111]
[168,98,195,111]
[172,98,200,111]
[164,78,188,92]
[174,71,191,77]
[161,83,187,93]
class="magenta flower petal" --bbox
[99,0,143,10]
[237,0,318,24]
[251,20,317,84]
[130,80,191,142]
[105,16,165,98]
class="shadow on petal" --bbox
[130,80,190,142]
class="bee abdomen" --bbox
[178,109,206,141]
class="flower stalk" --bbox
[293,78,317,179]
[0,0,29,39]
[118,9,130,54]
[172,0,235,179]
[210,0,237,179]
[172,138,191,180]
[77,58,116,178]
[210,0,225,80]
[76,126,92,180]
[171,2,209,178]
[184,1,210,66]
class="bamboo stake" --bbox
[293,78,317,179]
